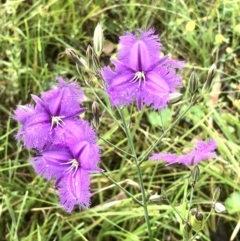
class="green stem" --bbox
[99,136,134,157]
[165,198,185,223]
[119,108,153,241]
[186,184,194,223]
[101,172,143,207]
[139,102,194,165]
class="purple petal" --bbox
[40,77,85,117]
[110,72,134,88]
[150,153,178,163]
[25,112,50,127]
[101,66,117,85]
[31,145,73,179]
[140,90,169,110]
[13,105,35,124]
[146,71,170,92]
[55,119,101,171]
[57,169,91,213]
[150,140,218,166]
[129,40,151,71]
[31,95,48,112]
[72,141,100,170]
[118,29,161,65]
[23,125,52,149]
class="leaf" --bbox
[225,192,240,214]
[148,108,172,128]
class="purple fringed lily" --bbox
[31,119,101,212]
[13,77,86,149]
[150,140,217,166]
[14,77,101,213]
[101,29,184,110]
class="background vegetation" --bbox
[0,0,239,240]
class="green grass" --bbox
[0,0,240,240]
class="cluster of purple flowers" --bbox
[13,77,100,212]
[13,28,218,213]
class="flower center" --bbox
[51,116,65,130]
[130,71,146,87]
[61,159,80,176]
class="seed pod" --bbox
[189,208,204,232]
[191,165,200,186]
[212,186,221,203]
[92,101,100,128]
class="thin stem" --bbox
[165,198,185,223]
[99,136,134,157]
[186,184,195,223]
[183,183,195,241]
[139,102,194,165]
[203,205,214,226]
[119,108,153,241]
[101,172,143,207]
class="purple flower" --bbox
[101,29,184,110]
[30,119,101,212]
[13,77,85,149]
[150,140,217,166]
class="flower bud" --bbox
[93,23,104,57]
[168,93,183,104]
[160,186,167,200]
[92,101,100,128]
[214,202,226,213]
[149,194,161,202]
[86,45,99,71]
[65,48,89,70]
[65,48,78,62]
[189,70,198,94]
[203,64,217,92]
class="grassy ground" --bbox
[0,0,240,240]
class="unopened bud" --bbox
[203,64,217,92]
[149,194,161,202]
[189,70,198,94]
[160,186,167,200]
[93,23,104,57]
[168,93,183,104]
[65,48,89,70]
[86,45,99,71]
[92,101,100,128]
[212,186,221,202]
[214,202,226,213]
[79,57,89,71]
[65,48,78,62]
